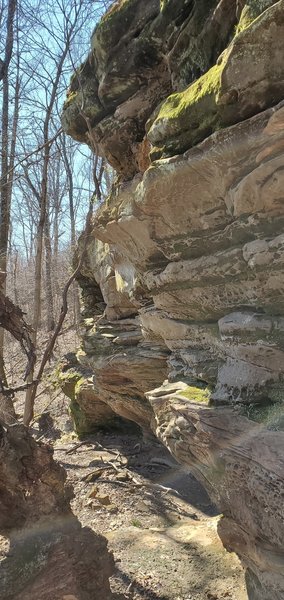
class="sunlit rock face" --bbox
[62,0,239,177]
[59,238,168,436]
[62,1,284,597]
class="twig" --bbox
[95,478,129,487]
[65,440,88,454]
[91,441,120,456]
[1,380,38,395]
[131,477,181,496]
[105,460,120,473]
[6,128,63,179]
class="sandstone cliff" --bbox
[61,2,284,598]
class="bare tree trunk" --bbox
[52,156,61,299]
[0,0,17,384]
[24,141,49,424]
[44,197,55,331]
[0,0,17,269]
[61,135,80,328]
[23,199,94,426]
[13,248,18,305]
[24,25,76,426]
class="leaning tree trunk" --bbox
[0,273,35,422]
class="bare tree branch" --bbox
[23,196,94,426]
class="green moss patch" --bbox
[179,385,211,404]
[55,369,82,402]
[69,398,95,437]
[149,1,280,159]
[160,0,169,11]
[148,64,222,159]
[158,64,221,121]
[101,0,130,22]
[236,0,277,34]
[54,366,92,436]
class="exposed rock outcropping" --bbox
[0,423,119,600]
[61,1,284,598]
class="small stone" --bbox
[90,503,103,511]
[107,504,118,513]
[88,485,99,498]
[115,471,129,482]
[136,499,149,512]
[97,494,111,505]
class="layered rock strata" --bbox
[61,1,284,598]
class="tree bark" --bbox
[61,134,81,327]
[0,284,35,423]
[0,0,17,384]
[44,197,55,331]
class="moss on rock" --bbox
[69,397,95,437]
[179,385,211,404]
[63,90,78,110]
[148,63,222,159]
[236,0,278,34]
[149,1,284,160]
[101,0,130,22]
[55,368,82,402]
[155,63,222,122]
[58,372,102,437]
[159,0,168,10]
[54,366,94,436]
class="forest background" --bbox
[0,0,113,420]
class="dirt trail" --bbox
[52,431,247,600]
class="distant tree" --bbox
[0,0,113,423]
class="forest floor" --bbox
[38,421,248,600]
[3,330,248,600]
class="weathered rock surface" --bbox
[60,237,168,435]
[147,381,284,600]
[65,314,168,435]
[149,0,284,159]
[0,423,119,599]
[61,1,284,598]
[62,0,239,177]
